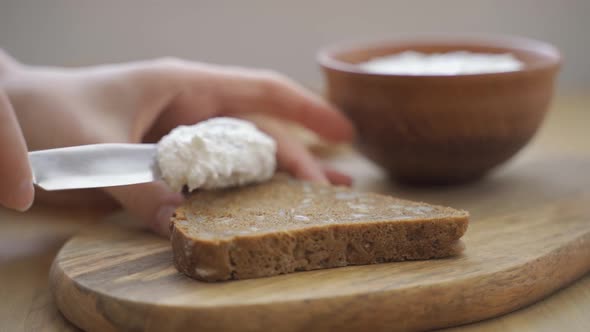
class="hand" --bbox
[0,88,34,212]
[0,52,354,235]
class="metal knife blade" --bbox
[28,144,159,190]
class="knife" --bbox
[28,144,160,190]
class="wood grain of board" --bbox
[49,155,590,332]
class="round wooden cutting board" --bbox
[50,155,590,332]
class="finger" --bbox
[127,61,354,144]
[216,69,355,143]
[122,59,218,143]
[237,114,328,184]
[34,188,118,210]
[103,181,184,237]
[0,90,34,211]
[322,166,353,187]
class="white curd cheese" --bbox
[360,51,524,75]
[157,117,276,192]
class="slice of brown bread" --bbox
[170,174,469,282]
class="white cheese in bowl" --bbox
[360,51,523,75]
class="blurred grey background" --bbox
[1,0,588,90]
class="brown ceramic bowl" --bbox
[318,35,561,185]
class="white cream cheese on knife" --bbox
[157,117,277,192]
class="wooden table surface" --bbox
[1,92,589,332]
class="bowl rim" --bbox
[317,34,562,78]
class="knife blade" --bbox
[28,144,159,190]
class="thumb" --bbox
[0,89,34,211]
[103,181,184,237]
